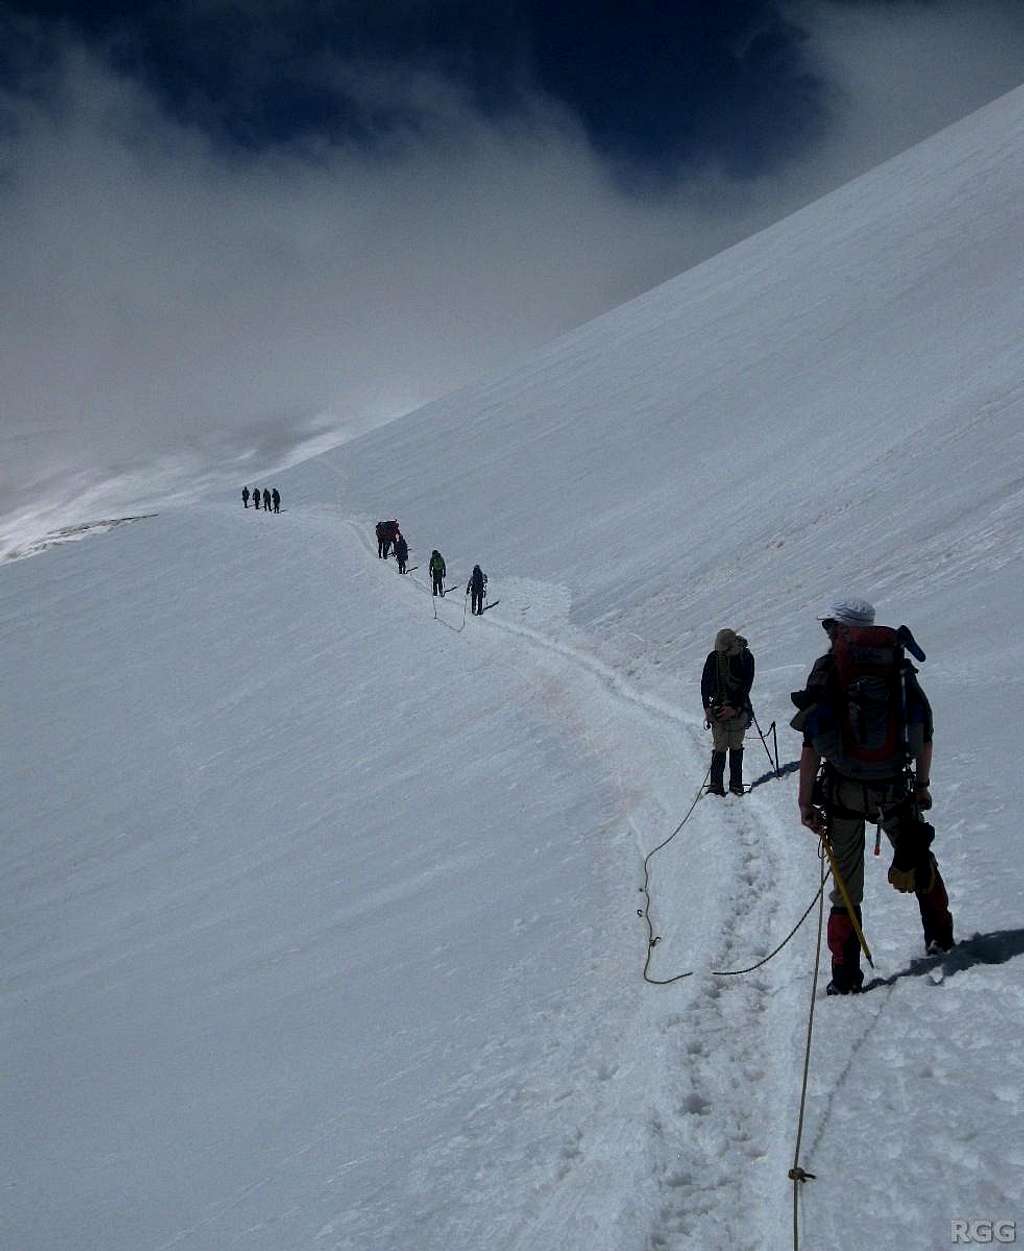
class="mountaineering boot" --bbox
[826,905,864,995]
[826,978,863,997]
[917,857,954,953]
[728,748,744,795]
[708,751,727,796]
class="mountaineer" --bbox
[701,629,755,796]
[791,598,954,995]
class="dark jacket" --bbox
[467,566,486,594]
[701,647,754,712]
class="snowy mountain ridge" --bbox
[3,84,1024,1251]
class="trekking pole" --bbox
[751,710,781,777]
[818,833,874,968]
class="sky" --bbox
[2,0,1024,549]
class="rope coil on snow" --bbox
[640,774,831,982]
[638,768,711,984]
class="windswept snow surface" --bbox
[4,87,1024,1251]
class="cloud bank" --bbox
[1,1,1022,556]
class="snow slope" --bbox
[3,86,1024,1251]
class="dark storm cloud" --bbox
[527,3,824,178]
[3,1,832,177]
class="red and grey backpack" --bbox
[804,624,925,781]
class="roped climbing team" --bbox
[242,486,281,513]
[371,520,954,995]
[246,490,955,997]
[374,520,488,613]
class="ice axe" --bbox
[819,833,874,968]
[896,623,926,663]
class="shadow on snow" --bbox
[863,928,1024,990]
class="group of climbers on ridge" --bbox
[242,486,281,512]
[376,521,489,612]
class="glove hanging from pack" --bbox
[887,810,936,894]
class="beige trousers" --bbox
[710,711,749,752]
[825,774,908,908]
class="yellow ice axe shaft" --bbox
[820,834,874,968]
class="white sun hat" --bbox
[818,597,876,627]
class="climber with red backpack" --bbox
[376,519,400,559]
[791,597,954,995]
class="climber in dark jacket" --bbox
[467,565,487,615]
[701,629,755,796]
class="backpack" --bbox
[796,625,925,781]
[713,647,752,709]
